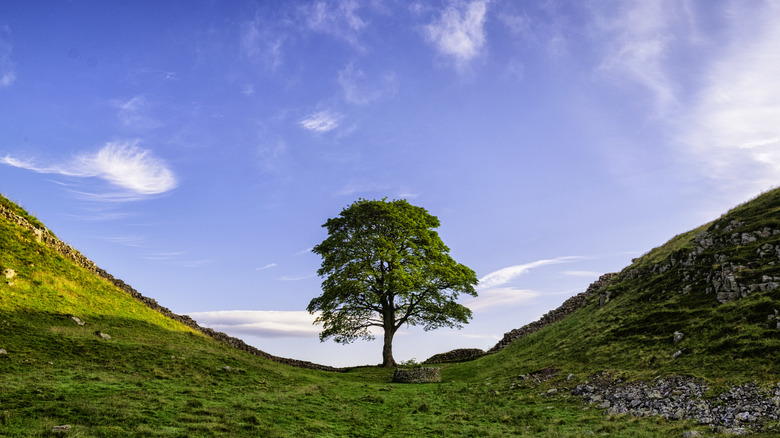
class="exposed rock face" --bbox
[0,201,344,372]
[573,373,780,432]
[424,348,485,364]
[489,273,617,352]
[622,219,780,304]
[392,367,441,383]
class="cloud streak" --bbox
[477,256,582,289]
[465,256,583,311]
[188,310,320,338]
[1,140,177,198]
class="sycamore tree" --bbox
[307,198,478,367]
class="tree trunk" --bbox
[381,326,396,367]
[381,306,397,367]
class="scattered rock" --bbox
[673,331,684,343]
[51,424,71,434]
[0,348,7,355]
[96,332,111,340]
[672,350,683,359]
[70,316,85,326]
[2,268,15,279]
[222,365,232,372]
[573,374,780,433]
[392,367,441,383]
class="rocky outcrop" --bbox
[424,348,485,364]
[392,367,441,383]
[0,201,344,372]
[572,372,780,433]
[489,273,617,352]
[622,219,780,304]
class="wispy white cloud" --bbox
[300,111,341,133]
[679,3,780,193]
[112,95,160,130]
[303,0,368,47]
[101,235,147,248]
[241,11,288,70]
[256,263,277,271]
[338,62,396,105]
[478,256,582,290]
[464,287,539,312]
[188,310,320,338]
[0,27,15,88]
[0,140,177,198]
[593,1,679,114]
[257,139,287,172]
[561,270,602,278]
[467,256,584,311]
[279,274,316,282]
[425,0,489,69]
[144,251,186,261]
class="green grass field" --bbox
[3,191,780,436]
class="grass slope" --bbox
[3,191,779,436]
[475,188,780,386]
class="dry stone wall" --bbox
[489,273,617,353]
[0,202,343,372]
[392,367,441,383]
[424,348,486,364]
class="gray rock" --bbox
[51,425,71,434]
[2,268,15,279]
[96,332,111,340]
[682,431,702,438]
[672,350,683,359]
[70,316,85,326]
[0,348,7,355]
[673,331,684,343]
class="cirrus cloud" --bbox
[1,140,177,198]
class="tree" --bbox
[307,198,478,367]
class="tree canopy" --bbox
[307,198,478,367]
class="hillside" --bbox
[484,187,780,379]
[2,190,780,436]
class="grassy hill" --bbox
[2,190,780,436]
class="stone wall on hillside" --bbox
[0,202,344,372]
[488,273,617,353]
[424,348,486,364]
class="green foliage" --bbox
[308,198,478,366]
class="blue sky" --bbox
[2,1,779,366]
